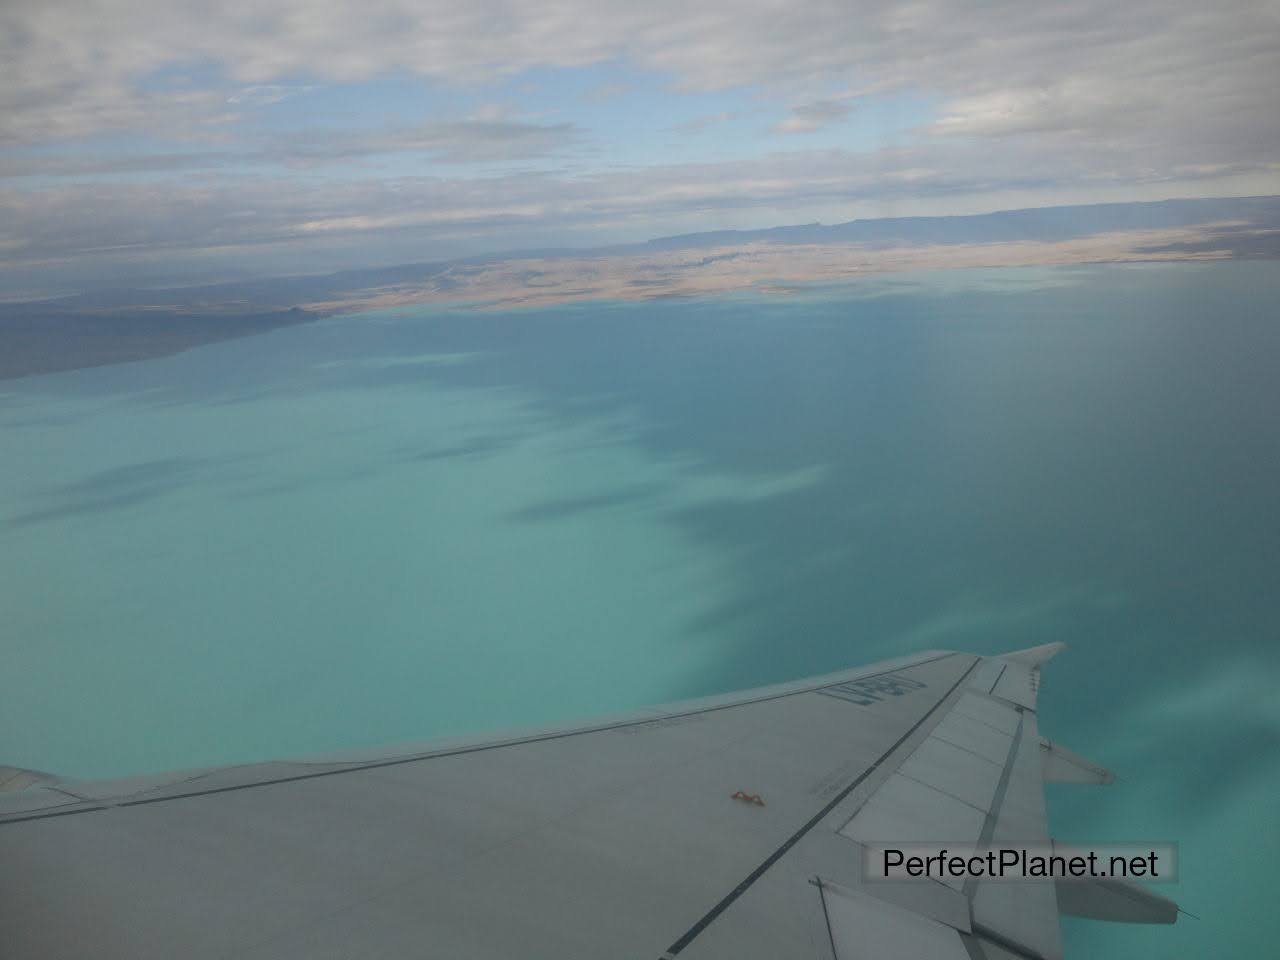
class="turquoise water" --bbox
[3,261,1278,955]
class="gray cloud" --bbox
[226,84,319,106]
[671,112,736,135]
[0,116,583,179]
[585,82,631,103]
[294,117,583,164]
[3,0,1276,166]
[774,99,855,134]
[4,136,1275,289]
[2,0,1278,291]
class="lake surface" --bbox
[3,261,1277,956]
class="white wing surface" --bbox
[0,645,1174,958]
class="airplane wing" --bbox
[0,645,1174,958]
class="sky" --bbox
[2,0,1278,295]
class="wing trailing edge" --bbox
[1039,738,1116,785]
[998,641,1068,666]
[1054,875,1179,924]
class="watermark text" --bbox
[863,843,1178,883]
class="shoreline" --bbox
[3,223,1277,382]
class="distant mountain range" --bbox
[631,195,1280,251]
[3,195,1278,380]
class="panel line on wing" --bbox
[659,655,982,958]
[815,877,840,959]
[962,712,1025,900]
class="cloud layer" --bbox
[2,0,1277,291]
[6,0,1275,147]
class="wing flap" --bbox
[821,881,972,960]
[1054,875,1179,924]
[1040,738,1116,785]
